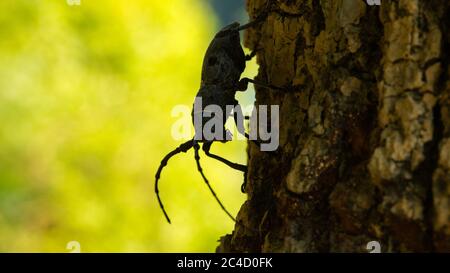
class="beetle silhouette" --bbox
[155,1,280,224]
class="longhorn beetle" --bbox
[155,1,280,224]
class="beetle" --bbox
[155,2,280,224]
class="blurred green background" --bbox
[0,0,257,252]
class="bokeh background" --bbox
[0,0,258,252]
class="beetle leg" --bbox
[202,141,249,193]
[241,77,285,91]
[236,78,249,91]
[236,77,284,92]
[233,106,261,149]
[241,169,248,193]
[202,141,247,173]
[245,48,262,61]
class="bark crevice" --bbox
[217,0,450,253]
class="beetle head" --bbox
[215,22,240,38]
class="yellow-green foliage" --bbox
[0,0,251,252]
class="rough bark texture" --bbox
[217,0,450,252]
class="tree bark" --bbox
[217,0,450,252]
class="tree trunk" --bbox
[217,0,450,252]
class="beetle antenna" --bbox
[237,0,274,31]
[193,142,236,222]
[155,139,195,224]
